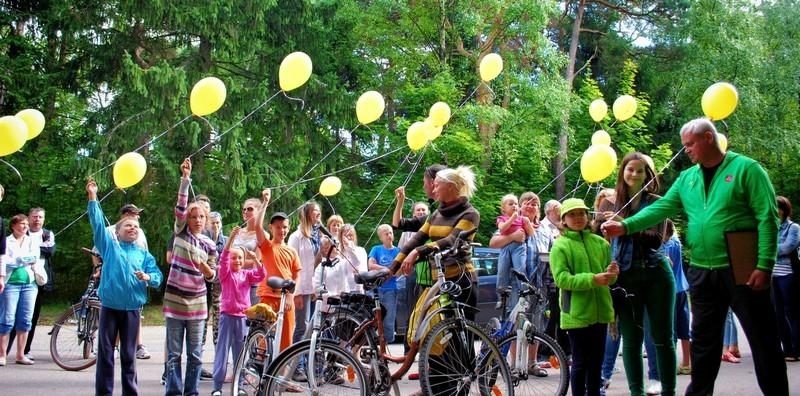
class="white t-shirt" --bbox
[288,229,317,295]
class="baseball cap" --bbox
[120,204,143,216]
[560,198,589,218]
[270,212,289,224]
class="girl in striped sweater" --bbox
[163,158,218,396]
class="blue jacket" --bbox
[89,201,162,310]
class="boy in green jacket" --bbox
[550,198,618,396]
[602,118,788,396]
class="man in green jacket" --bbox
[602,118,788,396]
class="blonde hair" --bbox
[327,215,344,229]
[299,201,320,238]
[377,224,393,237]
[436,166,477,198]
[339,223,358,245]
[500,193,518,207]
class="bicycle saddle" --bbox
[497,287,512,297]
[354,268,391,287]
[267,276,296,293]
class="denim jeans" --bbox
[772,274,800,357]
[601,332,621,381]
[379,288,398,343]
[497,241,527,309]
[165,317,205,396]
[723,308,737,346]
[0,282,38,334]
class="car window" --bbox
[473,251,498,277]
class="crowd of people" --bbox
[0,117,798,396]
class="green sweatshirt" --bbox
[549,228,615,330]
[623,151,778,272]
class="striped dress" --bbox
[391,197,479,279]
[163,177,218,321]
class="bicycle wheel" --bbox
[497,330,569,396]
[321,307,368,343]
[263,339,367,396]
[419,318,514,396]
[231,329,271,396]
[50,300,101,371]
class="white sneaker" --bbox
[646,380,662,395]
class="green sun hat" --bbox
[560,198,590,218]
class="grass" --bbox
[39,303,166,326]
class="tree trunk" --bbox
[555,0,585,198]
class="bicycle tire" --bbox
[231,328,271,396]
[419,318,514,396]
[497,330,569,396]
[263,339,368,396]
[50,300,101,371]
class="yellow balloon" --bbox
[356,91,385,125]
[423,118,443,141]
[429,102,451,127]
[580,145,616,183]
[0,116,27,157]
[407,121,428,151]
[279,51,313,91]
[717,133,728,152]
[113,152,147,189]
[702,82,738,121]
[479,53,503,82]
[319,176,342,197]
[591,130,611,146]
[190,77,227,116]
[613,95,637,121]
[15,109,45,140]
[588,99,608,123]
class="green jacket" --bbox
[549,228,615,329]
[624,151,778,272]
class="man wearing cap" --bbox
[253,203,302,353]
[602,118,788,395]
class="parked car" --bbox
[394,246,502,340]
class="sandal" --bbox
[528,364,549,377]
[721,351,741,363]
[677,365,692,375]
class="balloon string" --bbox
[88,115,193,179]
[537,156,580,196]
[0,159,22,181]
[611,146,686,218]
[288,192,320,218]
[282,91,306,110]
[186,90,282,160]
[270,137,348,205]
[54,188,116,237]
[363,147,426,247]
[352,150,412,228]
[559,181,586,201]
[323,196,336,215]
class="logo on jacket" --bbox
[725,175,733,183]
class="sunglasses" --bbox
[243,207,256,212]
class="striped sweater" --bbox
[163,177,218,321]
[391,197,479,279]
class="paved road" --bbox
[0,324,798,395]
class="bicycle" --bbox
[49,247,102,371]
[288,228,514,396]
[260,237,369,395]
[489,269,569,396]
[230,275,297,395]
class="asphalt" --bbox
[0,323,798,395]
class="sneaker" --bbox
[646,380,662,395]
[136,345,151,359]
[292,369,308,382]
[527,363,548,377]
[161,370,167,385]
[0,357,5,366]
[200,368,214,380]
[24,353,34,361]
[211,391,222,396]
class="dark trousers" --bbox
[96,306,140,396]
[7,285,44,354]
[567,323,607,396]
[685,267,788,396]
[772,274,800,357]
[546,288,571,353]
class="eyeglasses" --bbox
[243,207,255,212]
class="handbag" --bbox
[32,261,48,286]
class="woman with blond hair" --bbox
[288,201,322,345]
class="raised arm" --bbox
[86,179,115,259]
[255,188,271,246]
[392,187,406,227]
[174,158,192,234]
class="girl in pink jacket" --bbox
[211,227,266,395]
